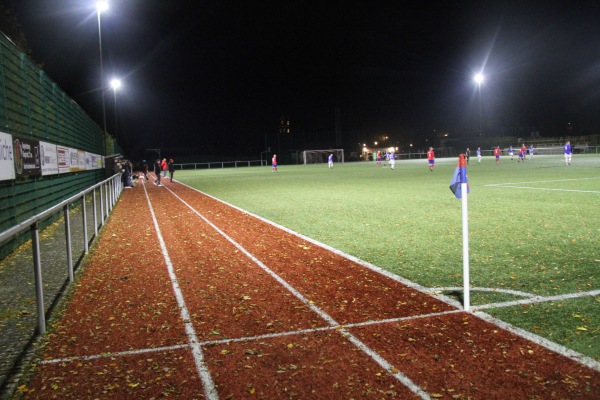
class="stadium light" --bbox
[473,73,484,135]
[110,78,121,141]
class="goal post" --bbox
[302,149,345,165]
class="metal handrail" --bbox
[0,173,123,334]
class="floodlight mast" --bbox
[473,73,484,135]
[96,1,109,155]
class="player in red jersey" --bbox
[493,146,501,163]
[272,154,277,172]
[427,147,435,171]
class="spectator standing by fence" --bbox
[154,159,162,186]
[161,158,168,177]
[142,160,149,180]
[168,158,175,182]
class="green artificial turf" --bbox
[176,154,600,360]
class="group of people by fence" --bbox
[146,158,175,186]
[118,158,176,188]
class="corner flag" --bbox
[449,154,469,199]
[450,153,472,311]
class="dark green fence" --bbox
[0,32,115,257]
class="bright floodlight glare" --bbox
[96,1,108,13]
[110,78,121,90]
[474,73,484,85]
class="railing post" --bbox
[99,184,105,226]
[82,194,89,254]
[64,205,74,282]
[92,188,98,236]
[31,222,46,334]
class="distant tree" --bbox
[0,3,30,54]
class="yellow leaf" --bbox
[577,327,588,331]
[128,382,140,388]
[221,349,230,355]
[287,343,294,349]
[17,385,29,393]
[431,394,443,398]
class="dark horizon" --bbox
[4,0,600,160]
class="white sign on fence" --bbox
[0,132,15,181]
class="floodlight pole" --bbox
[97,2,108,156]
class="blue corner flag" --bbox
[449,154,469,199]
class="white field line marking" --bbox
[41,288,600,366]
[163,185,432,400]
[475,311,600,372]
[427,286,537,298]
[40,310,464,366]
[486,177,600,194]
[487,177,599,186]
[487,186,600,194]
[171,182,600,371]
[474,289,600,311]
[143,184,218,400]
[38,344,189,365]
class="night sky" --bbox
[4,0,600,159]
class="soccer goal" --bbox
[302,149,345,165]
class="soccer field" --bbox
[175,154,600,359]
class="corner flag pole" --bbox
[461,176,470,311]
[449,154,470,311]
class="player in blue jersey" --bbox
[564,141,572,165]
[328,153,333,169]
[476,147,482,163]
[508,146,514,160]
[529,145,534,160]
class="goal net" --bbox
[302,149,345,165]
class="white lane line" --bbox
[38,344,189,365]
[39,309,463,366]
[143,183,218,400]
[163,185,432,400]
